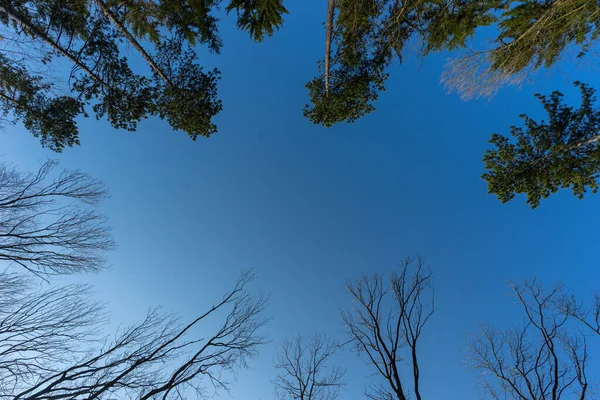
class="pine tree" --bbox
[304,0,391,127]
[443,0,600,99]
[304,0,498,127]
[483,82,600,208]
[306,0,600,125]
[0,0,287,151]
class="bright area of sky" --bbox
[2,2,600,399]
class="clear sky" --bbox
[2,2,600,399]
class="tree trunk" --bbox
[411,344,422,400]
[324,0,335,95]
[0,3,109,88]
[93,0,174,88]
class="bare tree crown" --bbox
[274,333,346,400]
[466,279,589,400]
[0,160,114,277]
[342,256,434,400]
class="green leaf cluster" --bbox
[0,55,84,150]
[304,0,391,127]
[489,0,600,75]
[483,82,600,208]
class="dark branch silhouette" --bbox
[341,256,434,400]
[0,271,105,395]
[466,279,588,400]
[0,270,267,400]
[274,333,345,400]
[561,286,600,338]
[0,160,114,277]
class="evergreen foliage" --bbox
[483,82,600,208]
[304,0,498,126]
[0,0,287,151]
[307,0,600,124]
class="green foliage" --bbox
[227,0,288,42]
[490,0,600,74]
[154,38,223,139]
[70,16,155,132]
[442,0,600,99]
[304,59,389,127]
[305,0,496,127]
[307,0,600,125]
[304,0,392,126]
[0,56,84,151]
[423,0,502,53]
[22,96,84,151]
[483,82,600,208]
[0,0,286,150]
[117,0,223,51]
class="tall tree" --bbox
[306,0,600,125]
[273,333,345,400]
[304,0,395,127]
[466,279,589,400]
[304,0,500,127]
[0,269,268,400]
[0,0,287,151]
[341,257,434,400]
[443,0,600,100]
[483,82,600,208]
[0,160,113,277]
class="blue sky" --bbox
[2,1,600,399]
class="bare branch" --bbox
[0,160,114,276]
[466,279,588,400]
[0,270,105,396]
[3,270,268,400]
[560,288,600,336]
[341,256,433,400]
[274,333,346,400]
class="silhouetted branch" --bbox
[0,270,267,399]
[274,333,345,400]
[341,256,433,400]
[0,270,105,396]
[466,279,588,400]
[0,160,113,276]
[561,288,600,336]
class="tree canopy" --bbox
[303,0,503,126]
[483,82,600,208]
[444,0,600,99]
[305,0,600,126]
[0,0,287,151]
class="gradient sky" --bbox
[2,2,600,399]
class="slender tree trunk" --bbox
[411,344,422,400]
[93,0,174,88]
[324,0,335,95]
[0,3,109,88]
